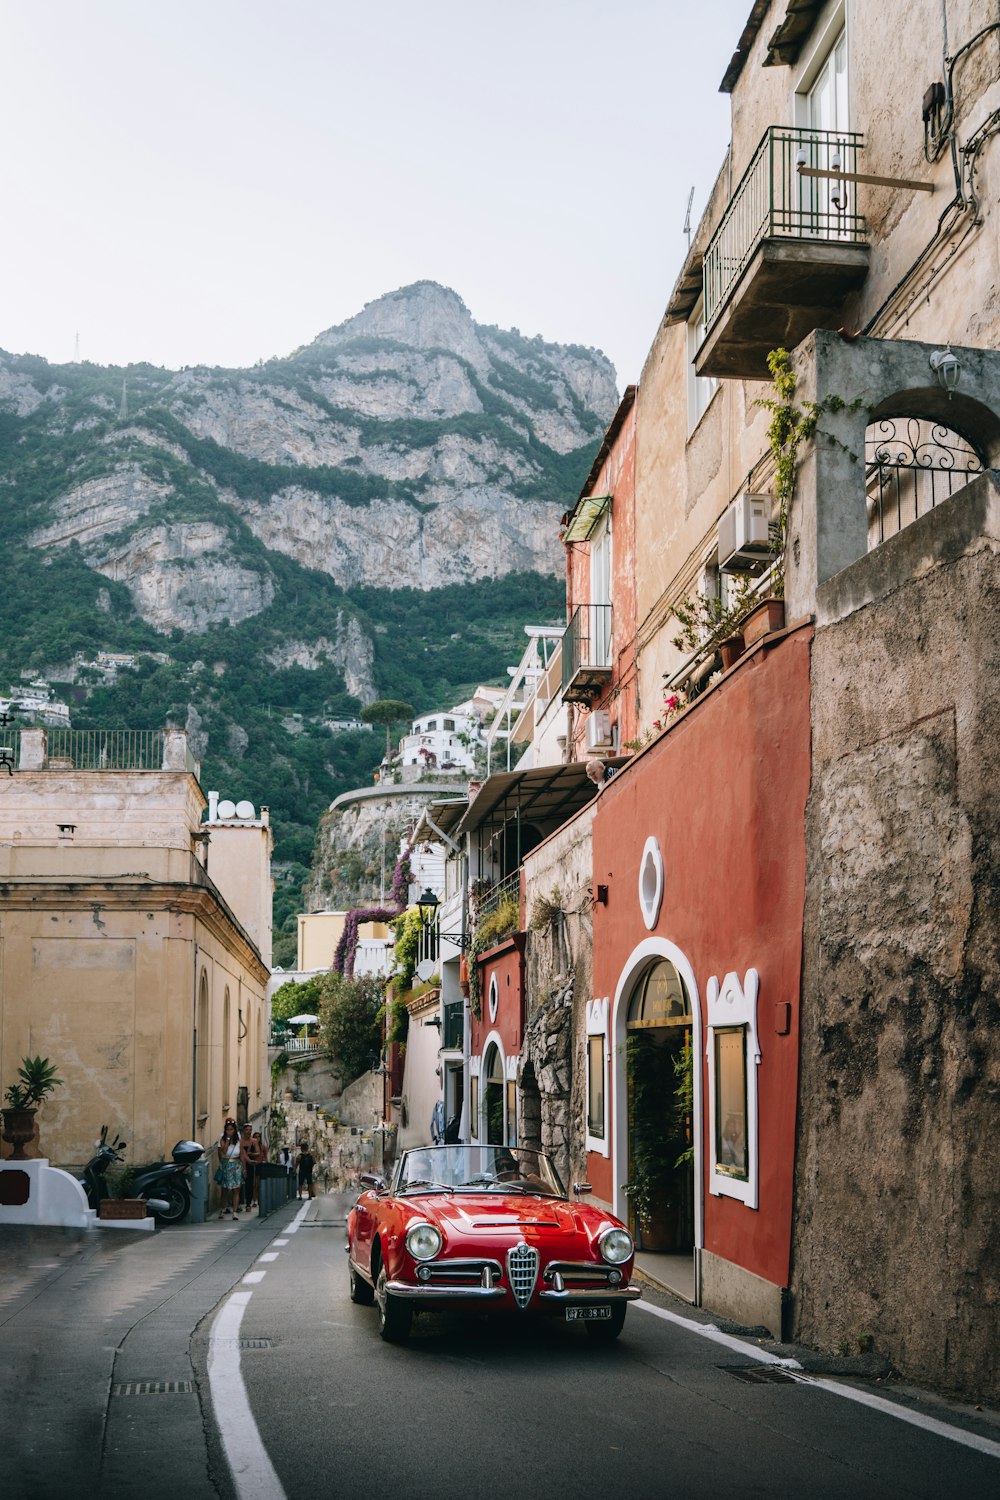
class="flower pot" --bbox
[1,1106,37,1160]
[718,635,745,671]
[742,597,785,648]
[99,1198,148,1220]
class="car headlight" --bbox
[405,1222,443,1261]
[598,1227,634,1264]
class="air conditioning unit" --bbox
[718,492,774,574]
[585,709,614,752]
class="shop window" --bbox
[587,1035,605,1139]
[585,996,610,1157]
[506,1079,517,1147]
[706,968,761,1209]
[470,1074,479,1139]
[713,1028,748,1180]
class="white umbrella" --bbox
[286,1013,319,1025]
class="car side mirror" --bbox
[359,1173,386,1192]
[572,1182,593,1196]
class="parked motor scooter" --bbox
[78,1126,204,1225]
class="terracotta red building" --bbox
[586,624,811,1330]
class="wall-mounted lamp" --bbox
[416,887,439,925]
[929,346,960,396]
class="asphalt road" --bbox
[3,1194,1000,1500]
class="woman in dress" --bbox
[216,1118,243,1220]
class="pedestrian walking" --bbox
[214,1118,242,1220]
[297,1141,315,1199]
[247,1129,266,1210]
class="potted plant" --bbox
[2,1055,63,1160]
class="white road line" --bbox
[208,1291,287,1500]
[273,1239,289,1246]
[242,1271,267,1284]
[634,1299,1000,1459]
[634,1300,802,1366]
[790,1373,1000,1461]
[257,1253,279,1262]
[282,1203,311,1235]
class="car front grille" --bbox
[506,1241,539,1310]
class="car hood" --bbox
[425,1193,586,1238]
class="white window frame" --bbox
[793,2,848,128]
[585,996,610,1158]
[687,297,719,434]
[706,968,761,1209]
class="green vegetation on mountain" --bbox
[0,283,615,963]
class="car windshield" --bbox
[395,1146,566,1197]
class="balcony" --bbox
[561,603,612,705]
[697,127,869,380]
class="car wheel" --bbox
[145,1180,189,1225]
[349,1260,375,1306]
[374,1262,412,1344]
[584,1304,627,1341]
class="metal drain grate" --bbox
[113,1381,193,1396]
[241,1338,273,1349]
[721,1365,798,1385]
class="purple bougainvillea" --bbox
[333,849,414,977]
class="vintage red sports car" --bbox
[346,1143,640,1343]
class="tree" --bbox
[360,699,414,759]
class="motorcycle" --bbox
[79,1126,204,1225]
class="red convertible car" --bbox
[346,1144,640,1343]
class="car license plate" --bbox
[566,1306,612,1321]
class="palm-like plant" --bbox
[3,1055,63,1110]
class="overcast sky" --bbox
[0,1,748,389]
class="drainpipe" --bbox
[191,942,199,1138]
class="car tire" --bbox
[349,1261,375,1306]
[375,1262,412,1344]
[584,1304,627,1341]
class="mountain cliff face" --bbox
[0,282,616,914]
[4,281,616,631]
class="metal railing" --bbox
[703,126,866,330]
[866,417,985,548]
[443,1000,464,1051]
[477,870,521,922]
[43,729,166,770]
[561,603,612,695]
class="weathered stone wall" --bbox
[793,472,1000,1400]
[521,806,595,1190]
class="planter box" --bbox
[719,635,745,671]
[99,1198,147,1220]
[742,598,785,648]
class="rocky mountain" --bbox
[0,281,617,954]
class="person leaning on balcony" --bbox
[585,758,606,787]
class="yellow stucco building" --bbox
[0,729,271,1168]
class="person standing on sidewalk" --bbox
[297,1141,315,1200]
[215,1119,242,1220]
[238,1123,256,1212]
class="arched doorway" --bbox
[623,958,694,1253]
[483,1042,505,1145]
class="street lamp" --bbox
[415,887,469,949]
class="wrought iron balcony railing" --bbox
[703,126,866,331]
[561,603,613,702]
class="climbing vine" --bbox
[468,895,520,1019]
